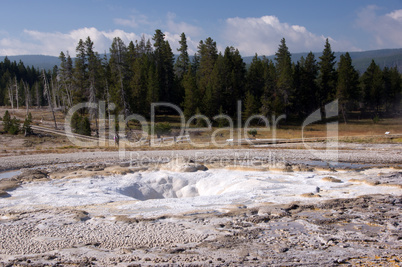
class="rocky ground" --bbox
[0,194,400,266]
[0,143,401,266]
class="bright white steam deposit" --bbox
[1,169,400,216]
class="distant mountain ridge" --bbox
[1,48,402,74]
[0,55,60,71]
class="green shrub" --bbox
[247,129,257,137]
[79,117,91,136]
[147,122,172,138]
[22,112,33,136]
[70,113,91,136]
[373,114,380,124]
[2,110,11,133]
[8,117,20,135]
[2,111,20,135]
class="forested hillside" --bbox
[243,48,402,74]
[0,55,60,71]
[0,30,401,126]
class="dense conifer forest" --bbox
[0,30,401,125]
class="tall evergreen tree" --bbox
[109,37,129,116]
[246,54,265,99]
[243,90,259,121]
[182,66,199,119]
[153,29,175,104]
[147,63,160,113]
[204,53,224,117]
[174,32,190,79]
[361,60,383,114]
[274,38,293,117]
[130,54,149,116]
[383,66,402,113]
[260,58,276,117]
[336,52,360,123]
[85,36,103,127]
[223,47,246,117]
[73,39,87,103]
[318,38,337,118]
[59,51,73,107]
[196,37,218,107]
[173,33,190,107]
[293,52,319,118]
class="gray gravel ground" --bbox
[1,142,401,172]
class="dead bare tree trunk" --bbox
[51,76,58,109]
[15,77,19,110]
[7,80,14,110]
[340,102,347,124]
[35,82,40,108]
[23,81,31,116]
[42,70,58,130]
[65,83,73,107]
[105,80,110,119]
[89,80,98,131]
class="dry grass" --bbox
[1,107,401,154]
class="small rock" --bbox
[300,193,321,198]
[275,247,289,253]
[321,176,342,183]
[0,190,10,198]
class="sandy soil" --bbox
[0,143,401,266]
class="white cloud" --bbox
[223,15,359,56]
[0,36,37,56]
[356,5,402,48]
[163,31,199,56]
[0,24,200,57]
[111,12,202,56]
[0,27,141,56]
[387,9,402,21]
[224,15,330,56]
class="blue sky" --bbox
[0,0,401,57]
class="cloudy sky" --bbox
[0,0,401,57]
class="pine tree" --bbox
[223,47,246,117]
[22,112,33,136]
[59,51,74,107]
[318,39,337,118]
[246,54,265,100]
[174,32,190,79]
[147,63,159,114]
[73,39,87,103]
[292,52,319,118]
[204,53,224,117]
[153,30,174,103]
[130,55,149,116]
[2,110,20,135]
[361,60,383,114]
[243,91,258,121]
[303,52,319,112]
[260,58,276,117]
[86,37,103,129]
[336,52,360,123]
[383,66,402,113]
[196,37,218,105]
[2,110,11,133]
[109,37,129,116]
[182,66,199,119]
[274,38,293,117]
